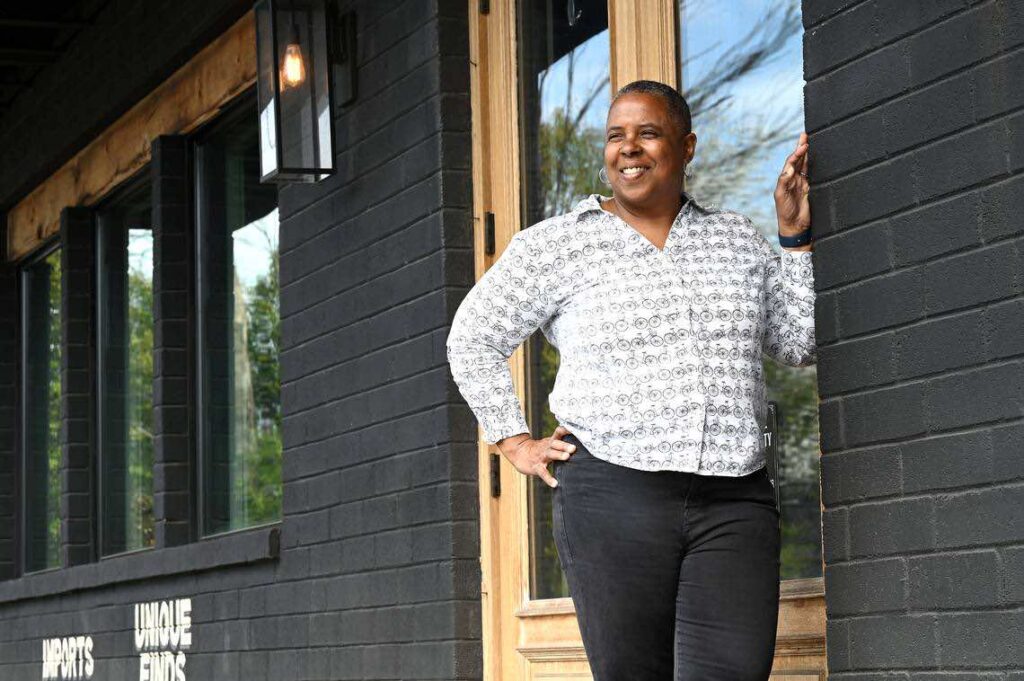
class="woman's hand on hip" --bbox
[499,425,577,489]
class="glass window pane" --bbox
[517,0,610,601]
[677,0,821,580]
[197,103,281,536]
[22,247,62,572]
[97,180,155,555]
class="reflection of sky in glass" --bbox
[682,1,803,119]
[232,207,280,287]
[538,29,610,130]
[681,0,804,236]
[127,230,153,279]
[126,210,280,287]
[536,0,804,243]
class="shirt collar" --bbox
[569,190,706,223]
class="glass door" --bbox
[675,1,826,677]
[469,1,825,678]
[471,3,676,680]
[517,0,611,604]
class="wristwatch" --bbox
[778,228,812,248]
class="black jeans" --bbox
[551,433,781,681]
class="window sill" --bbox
[0,523,280,604]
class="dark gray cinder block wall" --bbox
[277,0,480,678]
[0,0,480,679]
[805,0,1024,676]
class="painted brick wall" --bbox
[275,0,480,677]
[804,0,1024,675]
[151,135,195,550]
[0,0,479,679]
[59,207,98,568]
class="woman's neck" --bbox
[603,192,684,228]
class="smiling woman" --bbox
[599,82,695,250]
[448,71,816,677]
[461,0,833,678]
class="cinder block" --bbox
[890,193,981,267]
[843,381,927,448]
[825,558,907,616]
[908,550,999,610]
[849,497,934,558]
[924,361,1024,432]
[893,309,988,380]
[902,429,993,493]
[849,613,937,668]
[936,484,1024,548]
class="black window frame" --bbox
[1,92,280,597]
[93,164,156,559]
[189,85,282,539]
[18,236,64,576]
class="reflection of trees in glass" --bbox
[524,15,610,601]
[526,0,820,584]
[126,232,155,548]
[531,0,804,228]
[766,360,820,579]
[677,0,820,578]
[531,335,564,599]
[535,41,609,218]
[45,250,62,568]
[681,0,803,227]
[232,220,281,527]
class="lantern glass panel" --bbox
[256,0,278,179]
[256,0,334,183]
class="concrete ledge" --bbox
[0,523,280,604]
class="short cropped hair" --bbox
[612,80,692,137]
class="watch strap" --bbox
[778,228,812,248]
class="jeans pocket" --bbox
[552,464,575,566]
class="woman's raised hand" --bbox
[500,425,577,489]
[774,131,811,235]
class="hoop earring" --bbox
[683,162,691,179]
[599,166,611,186]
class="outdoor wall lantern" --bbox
[255,0,355,183]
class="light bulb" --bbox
[280,42,306,89]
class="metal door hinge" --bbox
[490,452,501,497]
[484,211,496,255]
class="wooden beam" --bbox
[6,11,257,261]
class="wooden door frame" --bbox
[468,1,827,678]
